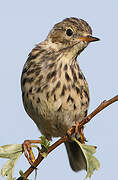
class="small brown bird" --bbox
[21,17,99,171]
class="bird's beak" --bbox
[79,36,100,42]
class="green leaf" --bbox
[19,170,29,180]
[72,138,100,179]
[0,144,22,180]
[40,136,50,157]
[40,136,50,150]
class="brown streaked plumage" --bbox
[21,17,99,172]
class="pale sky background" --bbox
[0,1,118,180]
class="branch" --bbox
[17,95,118,180]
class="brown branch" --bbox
[17,95,118,180]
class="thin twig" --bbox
[17,95,118,179]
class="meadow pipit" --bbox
[21,17,99,171]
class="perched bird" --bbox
[21,17,99,171]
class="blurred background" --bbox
[0,0,118,179]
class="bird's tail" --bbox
[64,141,87,172]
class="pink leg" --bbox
[22,139,41,165]
[75,121,85,144]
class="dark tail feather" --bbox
[65,141,87,172]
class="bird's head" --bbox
[47,17,99,55]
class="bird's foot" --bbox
[22,139,41,166]
[67,122,86,144]
[75,121,86,144]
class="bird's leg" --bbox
[67,126,75,136]
[75,121,85,144]
[22,140,42,166]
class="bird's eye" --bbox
[66,29,73,36]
